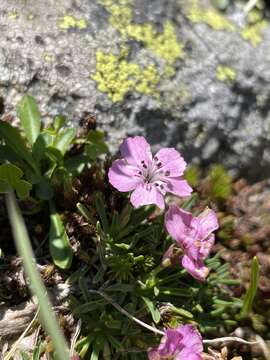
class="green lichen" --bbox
[216,65,236,82]
[188,0,235,31]
[59,15,87,30]
[92,50,160,102]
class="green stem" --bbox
[5,191,70,360]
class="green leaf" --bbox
[53,115,65,132]
[17,95,41,145]
[49,209,73,269]
[32,133,48,163]
[46,146,64,165]
[142,296,160,324]
[0,120,39,174]
[0,145,21,163]
[76,202,96,225]
[53,128,76,155]
[64,155,88,176]
[35,177,53,200]
[0,163,32,199]
[86,130,108,160]
[95,193,109,233]
[240,256,259,318]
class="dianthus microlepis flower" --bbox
[165,205,219,281]
[108,136,192,209]
[148,324,203,360]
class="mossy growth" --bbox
[188,0,235,31]
[185,165,201,188]
[216,65,236,83]
[208,164,232,201]
[92,50,160,102]
[59,15,87,30]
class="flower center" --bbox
[139,157,170,190]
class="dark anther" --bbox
[160,184,164,189]
[143,164,147,169]
[141,160,145,164]
[154,156,158,161]
[155,183,159,187]
[157,162,162,168]
[138,171,142,175]
[165,170,170,176]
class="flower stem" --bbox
[89,289,165,336]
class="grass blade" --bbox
[5,191,70,360]
[240,256,259,318]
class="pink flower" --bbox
[108,136,192,209]
[165,205,219,281]
[148,324,203,360]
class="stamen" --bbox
[143,164,147,169]
[154,156,158,161]
[141,160,145,164]
[165,170,170,176]
[138,171,142,175]
[157,162,162,168]
[160,184,164,190]
[155,183,159,187]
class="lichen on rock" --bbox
[216,65,236,83]
[93,0,184,101]
[188,0,235,31]
[92,50,160,102]
[58,14,87,30]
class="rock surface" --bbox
[0,0,270,179]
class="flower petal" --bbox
[192,208,219,241]
[176,325,203,354]
[108,159,142,192]
[182,255,209,281]
[130,184,165,209]
[200,234,215,259]
[159,329,182,356]
[120,136,152,167]
[154,148,186,176]
[165,205,193,244]
[165,177,192,197]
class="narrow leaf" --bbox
[49,208,73,269]
[240,256,259,318]
[17,95,41,145]
[142,296,161,324]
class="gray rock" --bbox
[0,0,270,179]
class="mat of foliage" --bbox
[0,95,268,359]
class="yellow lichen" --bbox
[43,52,53,63]
[241,19,267,47]
[8,10,19,20]
[98,0,184,65]
[59,15,87,30]
[188,0,235,31]
[241,21,266,46]
[216,65,236,82]
[92,50,160,102]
